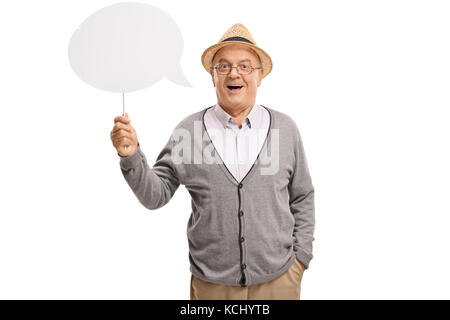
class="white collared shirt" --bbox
[204,103,271,182]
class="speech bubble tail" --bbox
[165,61,193,88]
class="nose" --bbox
[228,66,241,78]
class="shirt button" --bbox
[240,237,245,243]
[239,210,244,217]
[241,264,247,270]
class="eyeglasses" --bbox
[212,63,263,75]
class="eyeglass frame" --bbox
[211,63,263,75]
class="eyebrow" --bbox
[217,58,252,64]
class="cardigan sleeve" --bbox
[118,136,180,210]
[289,126,315,269]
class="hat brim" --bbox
[201,41,273,79]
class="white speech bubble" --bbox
[68,2,191,93]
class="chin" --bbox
[227,99,245,106]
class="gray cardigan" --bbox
[119,105,315,287]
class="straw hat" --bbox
[201,23,273,78]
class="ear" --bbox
[210,69,216,87]
[257,69,263,87]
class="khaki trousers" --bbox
[190,259,304,300]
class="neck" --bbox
[219,103,255,128]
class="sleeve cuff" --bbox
[119,143,143,170]
[295,249,313,270]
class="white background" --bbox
[1,0,449,299]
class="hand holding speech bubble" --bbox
[68,2,191,152]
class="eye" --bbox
[239,64,250,69]
[218,64,231,70]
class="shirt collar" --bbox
[214,103,259,129]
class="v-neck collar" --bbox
[201,104,273,186]
[214,103,259,130]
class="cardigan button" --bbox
[240,237,245,243]
[238,183,243,189]
[241,264,247,270]
[239,210,244,216]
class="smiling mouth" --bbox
[227,85,244,93]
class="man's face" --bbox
[210,44,264,111]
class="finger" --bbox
[111,132,135,141]
[117,136,134,146]
[113,137,131,147]
[111,128,134,139]
[112,131,135,143]
[114,115,130,124]
[112,130,135,142]
[111,123,134,134]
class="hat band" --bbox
[222,36,254,45]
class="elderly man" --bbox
[110,23,315,300]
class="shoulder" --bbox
[167,106,213,143]
[173,106,213,130]
[260,105,301,134]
